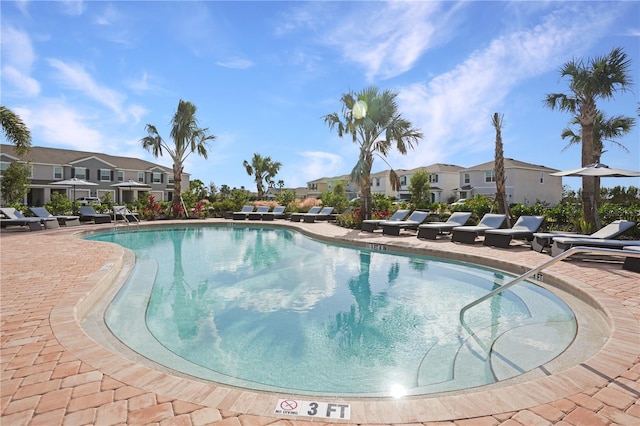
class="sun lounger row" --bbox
[232,205,287,221]
[1,206,117,231]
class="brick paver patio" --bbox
[1,219,638,425]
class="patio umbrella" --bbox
[50,177,98,200]
[550,163,640,229]
[111,179,151,203]
[550,162,640,177]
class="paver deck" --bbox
[1,219,638,425]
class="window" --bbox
[485,171,495,183]
[153,172,162,183]
[167,174,174,184]
[138,172,144,182]
[117,171,124,182]
[74,167,86,179]
[54,166,63,179]
[100,169,111,181]
[539,172,544,184]
[400,175,407,185]
[429,173,438,183]
[464,173,470,184]
[0,161,9,172]
[375,177,380,187]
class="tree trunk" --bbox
[173,162,183,218]
[580,100,598,230]
[493,113,510,227]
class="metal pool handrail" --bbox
[459,246,640,324]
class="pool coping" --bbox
[49,220,640,423]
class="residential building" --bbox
[0,144,185,206]
[393,164,464,203]
[306,174,358,200]
[455,158,561,205]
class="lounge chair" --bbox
[113,206,140,224]
[622,246,640,273]
[303,207,335,223]
[416,212,472,239]
[450,214,507,244]
[531,220,636,253]
[482,215,546,248]
[362,209,410,232]
[381,210,430,236]
[290,206,322,222]
[78,206,112,224]
[29,207,80,227]
[232,205,255,220]
[550,236,640,257]
[0,207,58,231]
[261,205,286,221]
[247,206,271,220]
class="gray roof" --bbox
[1,144,173,173]
[462,158,559,172]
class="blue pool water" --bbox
[86,226,577,397]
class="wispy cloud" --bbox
[289,151,344,187]
[46,58,127,120]
[386,3,618,169]
[216,58,254,69]
[320,2,453,81]
[0,26,40,97]
[59,0,85,16]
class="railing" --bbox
[113,207,140,231]
[459,246,640,324]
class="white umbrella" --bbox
[550,163,640,229]
[111,179,151,203]
[50,177,98,200]
[550,163,640,177]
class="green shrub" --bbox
[46,192,73,215]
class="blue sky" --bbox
[2,1,639,192]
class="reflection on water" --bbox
[89,226,576,396]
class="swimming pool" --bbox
[86,225,577,397]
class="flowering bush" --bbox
[335,208,362,229]
[191,201,206,218]
[140,194,163,220]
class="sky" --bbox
[2,0,639,193]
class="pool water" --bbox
[86,226,577,397]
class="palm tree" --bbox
[324,86,422,221]
[560,112,635,209]
[243,153,282,199]
[1,106,31,157]
[544,47,633,229]
[492,113,510,226]
[140,100,216,217]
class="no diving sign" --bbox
[275,399,351,420]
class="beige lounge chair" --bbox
[531,220,636,253]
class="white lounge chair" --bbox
[416,212,472,239]
[362,209,410,232]
[531,220,636,253]
[381,210,430,236]
[450,214,507,244]
[483,215,545,248]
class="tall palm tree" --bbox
[243,153,281,199]
[1,106,31,158]
[324,86,422,221]
[140,100,216,217]
[560,112,635,208]
[492,113,510,226]
[544,47,633,229]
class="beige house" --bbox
[0,144,185,206]
[367,164,464,203]
[306,174,358,200]
[456,158,562,205]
